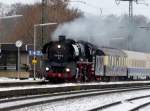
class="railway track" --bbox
[1,81,150,99]
[0,81,44,87]
[89,92,150,111]
[130,101,150,111]
[1,85,150,111]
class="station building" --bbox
[0,43,30,78]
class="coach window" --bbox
[108,56,111,67]
[104,56,108,66]
[132,60,134,67]
[125,58,127,66]
[101,56,103,64]
[121,57,123,67]
[112,56,114,66]
[115,57,117,66]
[134,60,136,67]
[137,60,139,67]
[119,57,121,67]
[126,59,128,66]
[130,59,132,66]
[113,56,115,66]
[130,60,132,67]
[129,59,131,67]
[122,58,124,66]
[123,57,125,66]
[116,57,118,66]
[141,61,143,67]
[113,57,115,66]
[139,61,141,67]
[129,59,132,67]
[138,61,140,67]
[117,57,119,67]
[138,60,140,67]
[122,57,123,66]
[109,56,112,67]
[123,58,125,66]
[135,60,137,67]
[136,60,138,67]
[127,59,129,66]
[118,57,120,67]
[107,56,109,66]
[118,57,121,67]
[143,61,145,67]
[111,56,113,66]
[140,60,142,67]
[120,57,122,67]
[133,60,135,67]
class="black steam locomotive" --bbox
[42,36,95,82]
[42,36,150,82]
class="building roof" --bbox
[0,44,27,52]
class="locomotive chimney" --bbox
[59,35,66,42]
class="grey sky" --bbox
[1,0,150,18]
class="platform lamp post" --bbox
[15,40,23,80]
[33,22,57,80]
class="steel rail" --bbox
[89,92,150,111]
[1,85,150,103]
[1,85,150,111]
[129,101,150,111]
[1,84,150,102]
[0,82,150,99]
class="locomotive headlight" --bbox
[46,67,49,71]
[57,45,61,49]
[66,68,70,72]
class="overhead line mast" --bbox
[115,0,147,21]
[115,0,137,21]
[41,0,47,46]
[115,0,147,50]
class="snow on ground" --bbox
[103,97,150,111]
[13,89,150,111]
[140,105,150,111]
[0,77,43,83]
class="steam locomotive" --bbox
[42,36,150,82]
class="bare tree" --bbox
[5,0,81,49]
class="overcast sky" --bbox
[1,0,150,18]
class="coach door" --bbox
[95,56,104,76]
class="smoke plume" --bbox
[52,15,150,52]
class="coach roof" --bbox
[96,47,127,57]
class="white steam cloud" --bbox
[52,15,150,52]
